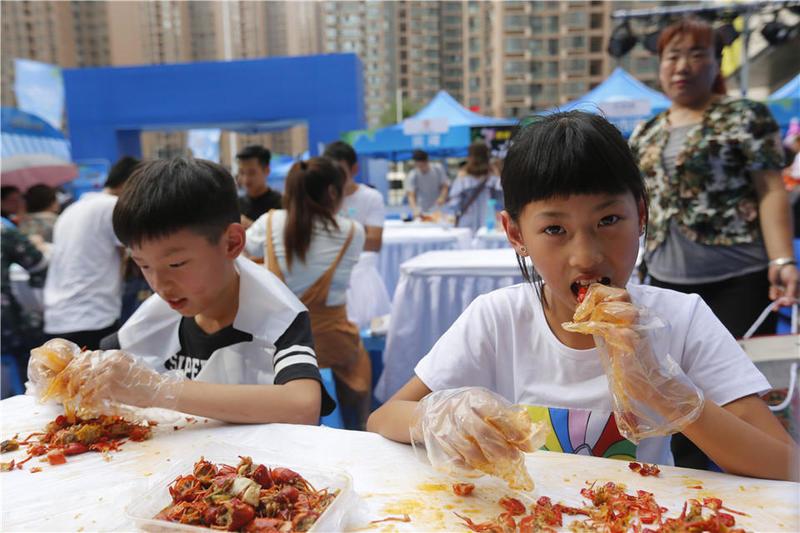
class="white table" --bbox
[1,395,797,531]
[376,248,522,402]
[379,225,473,297]
[472,227,511,249]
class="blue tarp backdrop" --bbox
[546,67,671,137]
[63,54,365,163]
[768,73,800,133]
[350,90,515,161]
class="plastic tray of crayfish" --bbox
[125,451,355,532]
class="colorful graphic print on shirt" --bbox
[525,405,636,461]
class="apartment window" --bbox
[547,16,559,33]
[543,84,557,100]
[469,77,480,90]
[325,28,337,38]
[445,42,460,51]
[567,58,587,74]
[531,83,543,97]
[530,39,544,54]
[531,61,543,76]
[425,49,438,59]
[590,13,603,30]
[565,35,585,51]
[548,39,559,55]
[505,84,526,97]
[547,61,559,77]
[469,57,480,70]
[505,15,524,30]
[326,15,337,24]
[590,36,603,53]
[444,16,460,25]
[531,16,543,33]
[566,81,588,95]
[505,37,525,53]
[469,37,480,53]
[590,59,603,76]
[504,60,527,74]
[567,12,586,28]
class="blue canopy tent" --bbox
[1,107,77,191]
[350,91,516,161]
[768,73,800,134]
[545,67,670,137]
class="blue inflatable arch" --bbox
[63,54,365,162]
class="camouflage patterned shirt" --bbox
[629,97,785,253]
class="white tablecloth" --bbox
[472,227,511,249]
[376,248,522,402]
[1,395,797,531]
[378,226,473,297]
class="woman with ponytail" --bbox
[629,17,796,470]
[245,157,370,429]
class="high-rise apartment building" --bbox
[320,1,396,129]
[3,1,683,163]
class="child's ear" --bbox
[224,223,247,259]
[500,211,526,255]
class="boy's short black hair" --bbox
[323,141,358,167]
[24,184,57,213]
[113,157,239,247]
[236,145,271,166]
[412,149,428,162]
[104,156,141,189]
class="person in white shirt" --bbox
[324,141,384,252]
[448,142,503,233]
[43,156,140,349]
[247,157,371,429]
[368,111,797,482]
[89,157,332,424]
[323,141,392,329]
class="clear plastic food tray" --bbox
[125,451,355,532]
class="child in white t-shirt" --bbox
[367,111,798,481]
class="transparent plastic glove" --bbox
[62,350,185,414]
[27,338,82,401]
[563,284,704,443]
[410,387,548,491]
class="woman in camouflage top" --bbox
[630,17,796,336]
[629,17,797,471]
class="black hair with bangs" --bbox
[502,111,647,286]
[113,157,239,248]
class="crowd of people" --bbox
[2,16,798,482]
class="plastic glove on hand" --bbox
[411,387,547,491]
[68,350,184,413]
[562,284,704,443]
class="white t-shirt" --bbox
[415,283,770,466]
[115,256,321,387]
[245,210,365,306]
[44,192,123,333]
[341,184,385,228]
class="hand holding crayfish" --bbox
[562,284,705,443]
[410,387,548,491]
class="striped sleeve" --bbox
[272,311,335,416]
[272,311,318,381]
